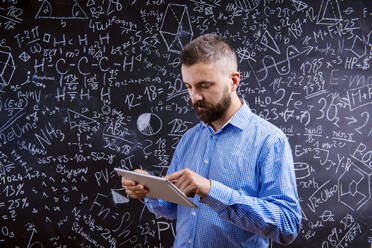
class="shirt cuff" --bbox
[144,197,158,204]
[200,180,233,212]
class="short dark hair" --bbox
[181,33,237,69]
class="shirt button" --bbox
[204,160,208,164]
[212,135,216,139]
[188,239,192,244]
[192,211,196,216]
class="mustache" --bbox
[193,101,212,109]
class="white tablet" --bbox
[115,168,197,209]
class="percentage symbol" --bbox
[22,198,29,208]
[16,183,24,196]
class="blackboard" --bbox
[0,0,371,247]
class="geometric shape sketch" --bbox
[18,51,31,63]
[236,46,256,62]
[338,161,371,211]
[294,162,311,180]
[67,109,100,133]
[349,35,367,58]
[87,0,95,7]
[234,0,260,11]
[111,188,130,204]
[260,30,280,54]
[137,113,162,136]
[291,0,308,12]
[0,51,16,90]
[35,0,88,20]
[317,0,342,25]
[160,4,193,53]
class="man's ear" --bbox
[231,72,240,91]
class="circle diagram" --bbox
[137,113,162,136]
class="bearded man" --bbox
[122,34,302,248]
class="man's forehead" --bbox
[181,63,215,81]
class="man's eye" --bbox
[200,85,210,89]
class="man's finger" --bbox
[166,168,191,180]
[176,177,190,192]
[125,184,147,191]
[182,183,198,197]
[126,187,149,199]
[122,177,137,186]
[165,171,183,181]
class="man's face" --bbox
[181,59,233,124]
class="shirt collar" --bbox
[227,100,251,131]
[200,100,251,131]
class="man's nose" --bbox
[190,89,203,103]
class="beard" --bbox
[193,88,231,124]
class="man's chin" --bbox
[196,113,213,124]
[195,108,207,116]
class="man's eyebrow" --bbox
[196,81,214,86]
[183,81,214,86]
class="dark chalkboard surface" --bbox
[0,0,371,247]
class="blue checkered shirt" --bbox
[145,101,302,247]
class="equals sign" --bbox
[158,88,164,94]
[110,170,116,178]
[0,202,5,207]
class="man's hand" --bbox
[166,168,211,198]
[121,169,149,199]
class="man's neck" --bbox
[210,97,243,132]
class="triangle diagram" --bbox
[317,0,342,25]
[72,2,87,18]
[86,0,95,7]
[180,8,192,36]
[260,30,280,54]
[35,0,88,19]
[168,4,185,25]
[67,109,99,132]
[160,32,177,51]
[35,0,52,17]
[135,53,142,62]
[161,4,186,35]
[111,189,130,204]
[169,36,184,53]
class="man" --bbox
[122,34,302,247]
